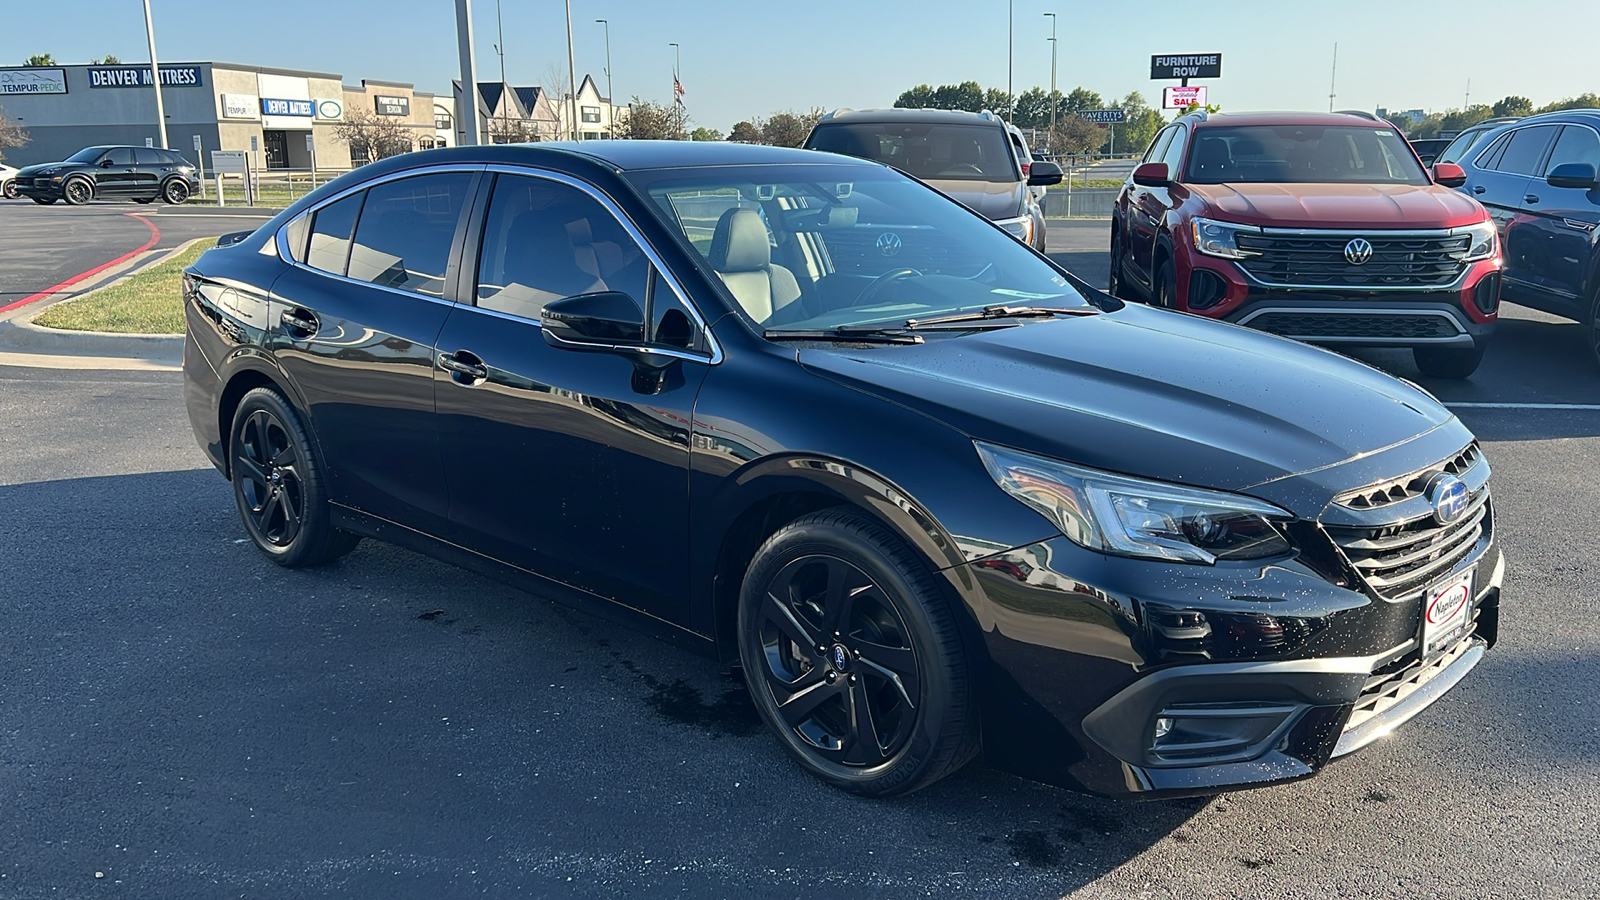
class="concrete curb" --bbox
[0,237,201,366]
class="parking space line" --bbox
[0,213,162,314]
[1447,402,1600,410]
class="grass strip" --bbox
[33,241,207,334]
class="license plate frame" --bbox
[1421,569,1474,658]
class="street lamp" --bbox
[141,0,168,149]
[595,19,613,138]
[1044,12,1057,145]
[564,0,579,141]
[1005,0,1013,122]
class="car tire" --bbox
[1587,286,1600,372]
[162,178,190,205]
[2,180,16,200]
[1108,229,1140,302]
[229,387,360,568]
[738,507,979,797]
[134,197,154,204]
[32,196,56,205]
[63,177,93,206]
[1152,258,1178,310]
[1412,344,1486,379]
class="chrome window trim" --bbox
[271,161,722,364]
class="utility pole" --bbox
[1465,78,1471,108]
[1005,0,1013,122]
[1328,42,1337,112]
[595,19,613,138]
[455,0,482,145]
[494,0,507,141]
[141,0,168,149]
[565,0,579,141]
[1044,12,1057,143]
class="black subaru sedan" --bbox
[182,141,1502,798]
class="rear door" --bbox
[1516,124,1600,318]
[431,169,713,624]
[1129,125,1185,287]
[132,147,167,198]
[95,147,137,197]
[268,167,479,531]
[1464,124,1560,300]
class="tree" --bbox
[1536,93,1600,114]
[0,104,29,163]
[333,108,413,165]
[982,87,1014,119]
[489,116,541,144]
[90,54,121,65]
[727,120,762,143]
[617,97,687,140]
[690,126,722,141]
[1492,95,1533,118]
[1439,104,1494,135]
[1111,92,1165,156]
[931,81,986,112]
[762,112,808,148]
[894,84,937,109]
[1046,116,1105,156]
[1061,87,1104,115]
[23,54,55,66]
[1012,88,1053,128]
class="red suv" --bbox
[1110,110,1503,378]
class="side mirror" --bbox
[1546,162,1599,190]
[1132,162,1170,187]
[1432,162,1467,188]
[1027,160,1063,186]
[99,158,116,168]
[540,291,645,349]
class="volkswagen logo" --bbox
[1425,473,1469,526]
[1343,238,1374,265]
[876,232,902,257]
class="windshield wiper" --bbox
[764,328,924,345]
[902,304,1100,329]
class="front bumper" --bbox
[14,178,64,200]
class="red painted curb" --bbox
[0,213,164,314]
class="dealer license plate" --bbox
[1421,569,1474,658]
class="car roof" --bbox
[409,140,880,173]
[1501,109,1600,126]
[815,108,1006,127]
[1190,111,1400,129]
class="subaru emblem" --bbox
[1343,238,1374,265]
[876,232,902,257]
[1425,473,1469,526]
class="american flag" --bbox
[673,76,685,103]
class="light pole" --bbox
[565,0,579,141]
[455,0,481,145]
[1005,0,1013,122]
[1044,12,1057,145]
[494,0,507,142]
[595,19,613,138]
[141,0,168,149]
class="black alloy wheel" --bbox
[134,198,154,204]
[63,177,93,206]
[32,196,55,205]
[229,388,359,567]
[163,179,190,205]
[1153,259,1177,310]
[1108,229,1140,302]
[1412,344,1486,379]
[739,508,978,796]
[1588,288,1600,372]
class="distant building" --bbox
[453,74,623,145]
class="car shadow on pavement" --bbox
[1,470,1204,899]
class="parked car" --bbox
[11,145,200,206]
[1006,122,1049,205]
[184,141,1502,799]
[802,108,1061,250]
[1451,110,1600,368]
[1435,117,1521,166]
[1407,137,1451,166]
[1,162,18,199]
[1110,110,1503,378]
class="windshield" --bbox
[1184,125,1431,185]
[64,147,109,164]
[629,164,1091,332]
[808,123,1019,183]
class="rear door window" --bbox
[1488,125,1559,176]
[346,172,474,298]
[134,148,164,166]
[306,192,365,276]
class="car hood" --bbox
[798,304,1454,498]
[1185,182,1486,229]
[16,162,66,176]
[925,179,1028,220]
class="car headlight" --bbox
[1191,217,1262,260]
[976,442,1295,564]
[1458,220,1498,262]
[996,215,1034,244]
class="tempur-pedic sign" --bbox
[0,68,68,95]
[89,65,204,88]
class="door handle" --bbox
[1524,194,1541,204]
[438,350,489,382]
[279,308,319,337]
[1471,185,1486,194]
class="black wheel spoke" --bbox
[775,675,839,729]
[842,681,886,765]
[821,558,869,637]
[259,490,283,534]
[277,487,302,544]
[234,453,268,490]
[269,443,296,467]
[762,590,818,651]
[855,639,919,710]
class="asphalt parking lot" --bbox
[1,211,1597,898]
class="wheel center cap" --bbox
[269,470,282,485]
[829,644,851,672]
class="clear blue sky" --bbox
[3,0,1595,132]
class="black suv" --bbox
[13,145,200,206]
[803,108,1061,250]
